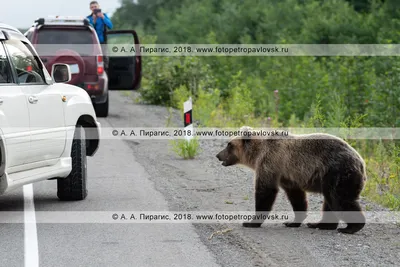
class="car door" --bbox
[4,39,66,165]
[105,30,141,90]
[0,40,31,171]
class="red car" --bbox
[24,16,142,117]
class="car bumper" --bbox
[76,76,108,104]
[91,92,108,104]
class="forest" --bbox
[114,0,400,210]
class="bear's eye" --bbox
[228,142,233,148]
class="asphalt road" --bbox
[0,91,220,267]
[0,90,399,267]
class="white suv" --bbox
[0,23,100,200]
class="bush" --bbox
[114,0,400,209]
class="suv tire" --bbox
[57,125,88,201]
[95,92,109,117]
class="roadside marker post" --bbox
[183,97,193,141]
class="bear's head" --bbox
[216,126,254,167]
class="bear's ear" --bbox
[240,126,253,144]
[239,126,253,132]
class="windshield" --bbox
[36,28,95,56]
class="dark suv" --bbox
[24,16,142,117]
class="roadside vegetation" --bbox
[169,137,201,160]
[113,0,400,210]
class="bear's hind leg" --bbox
[283,187,308,227]
[307,199,339,230]
[331,169,366,234]
[334,199,365,234]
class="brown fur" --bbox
[216,126,367,234]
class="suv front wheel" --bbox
[57,125,88,201]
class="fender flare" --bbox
[0,135,6,177]
[76,114,100,156]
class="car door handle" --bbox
[0,98,3,105]
[28,96,38,104]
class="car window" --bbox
[4,40,46,84]
[36,28,94,56]
[0,43,13,84]
[37,28,93,44]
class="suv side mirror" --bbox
[52,64,71,83]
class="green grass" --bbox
[169,137,201,159]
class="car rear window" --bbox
[36,28,95,55]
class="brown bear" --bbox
[216,126,367,234]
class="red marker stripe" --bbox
[185,113,191,124]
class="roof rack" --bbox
[34,16,90,26]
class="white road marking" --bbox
[23,184,39,267]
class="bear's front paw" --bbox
[242,221,262,228]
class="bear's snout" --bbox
[216,150,230,166]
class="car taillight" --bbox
[97,54,104,75]
[86,84,99,90]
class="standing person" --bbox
[87,1,113,70]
